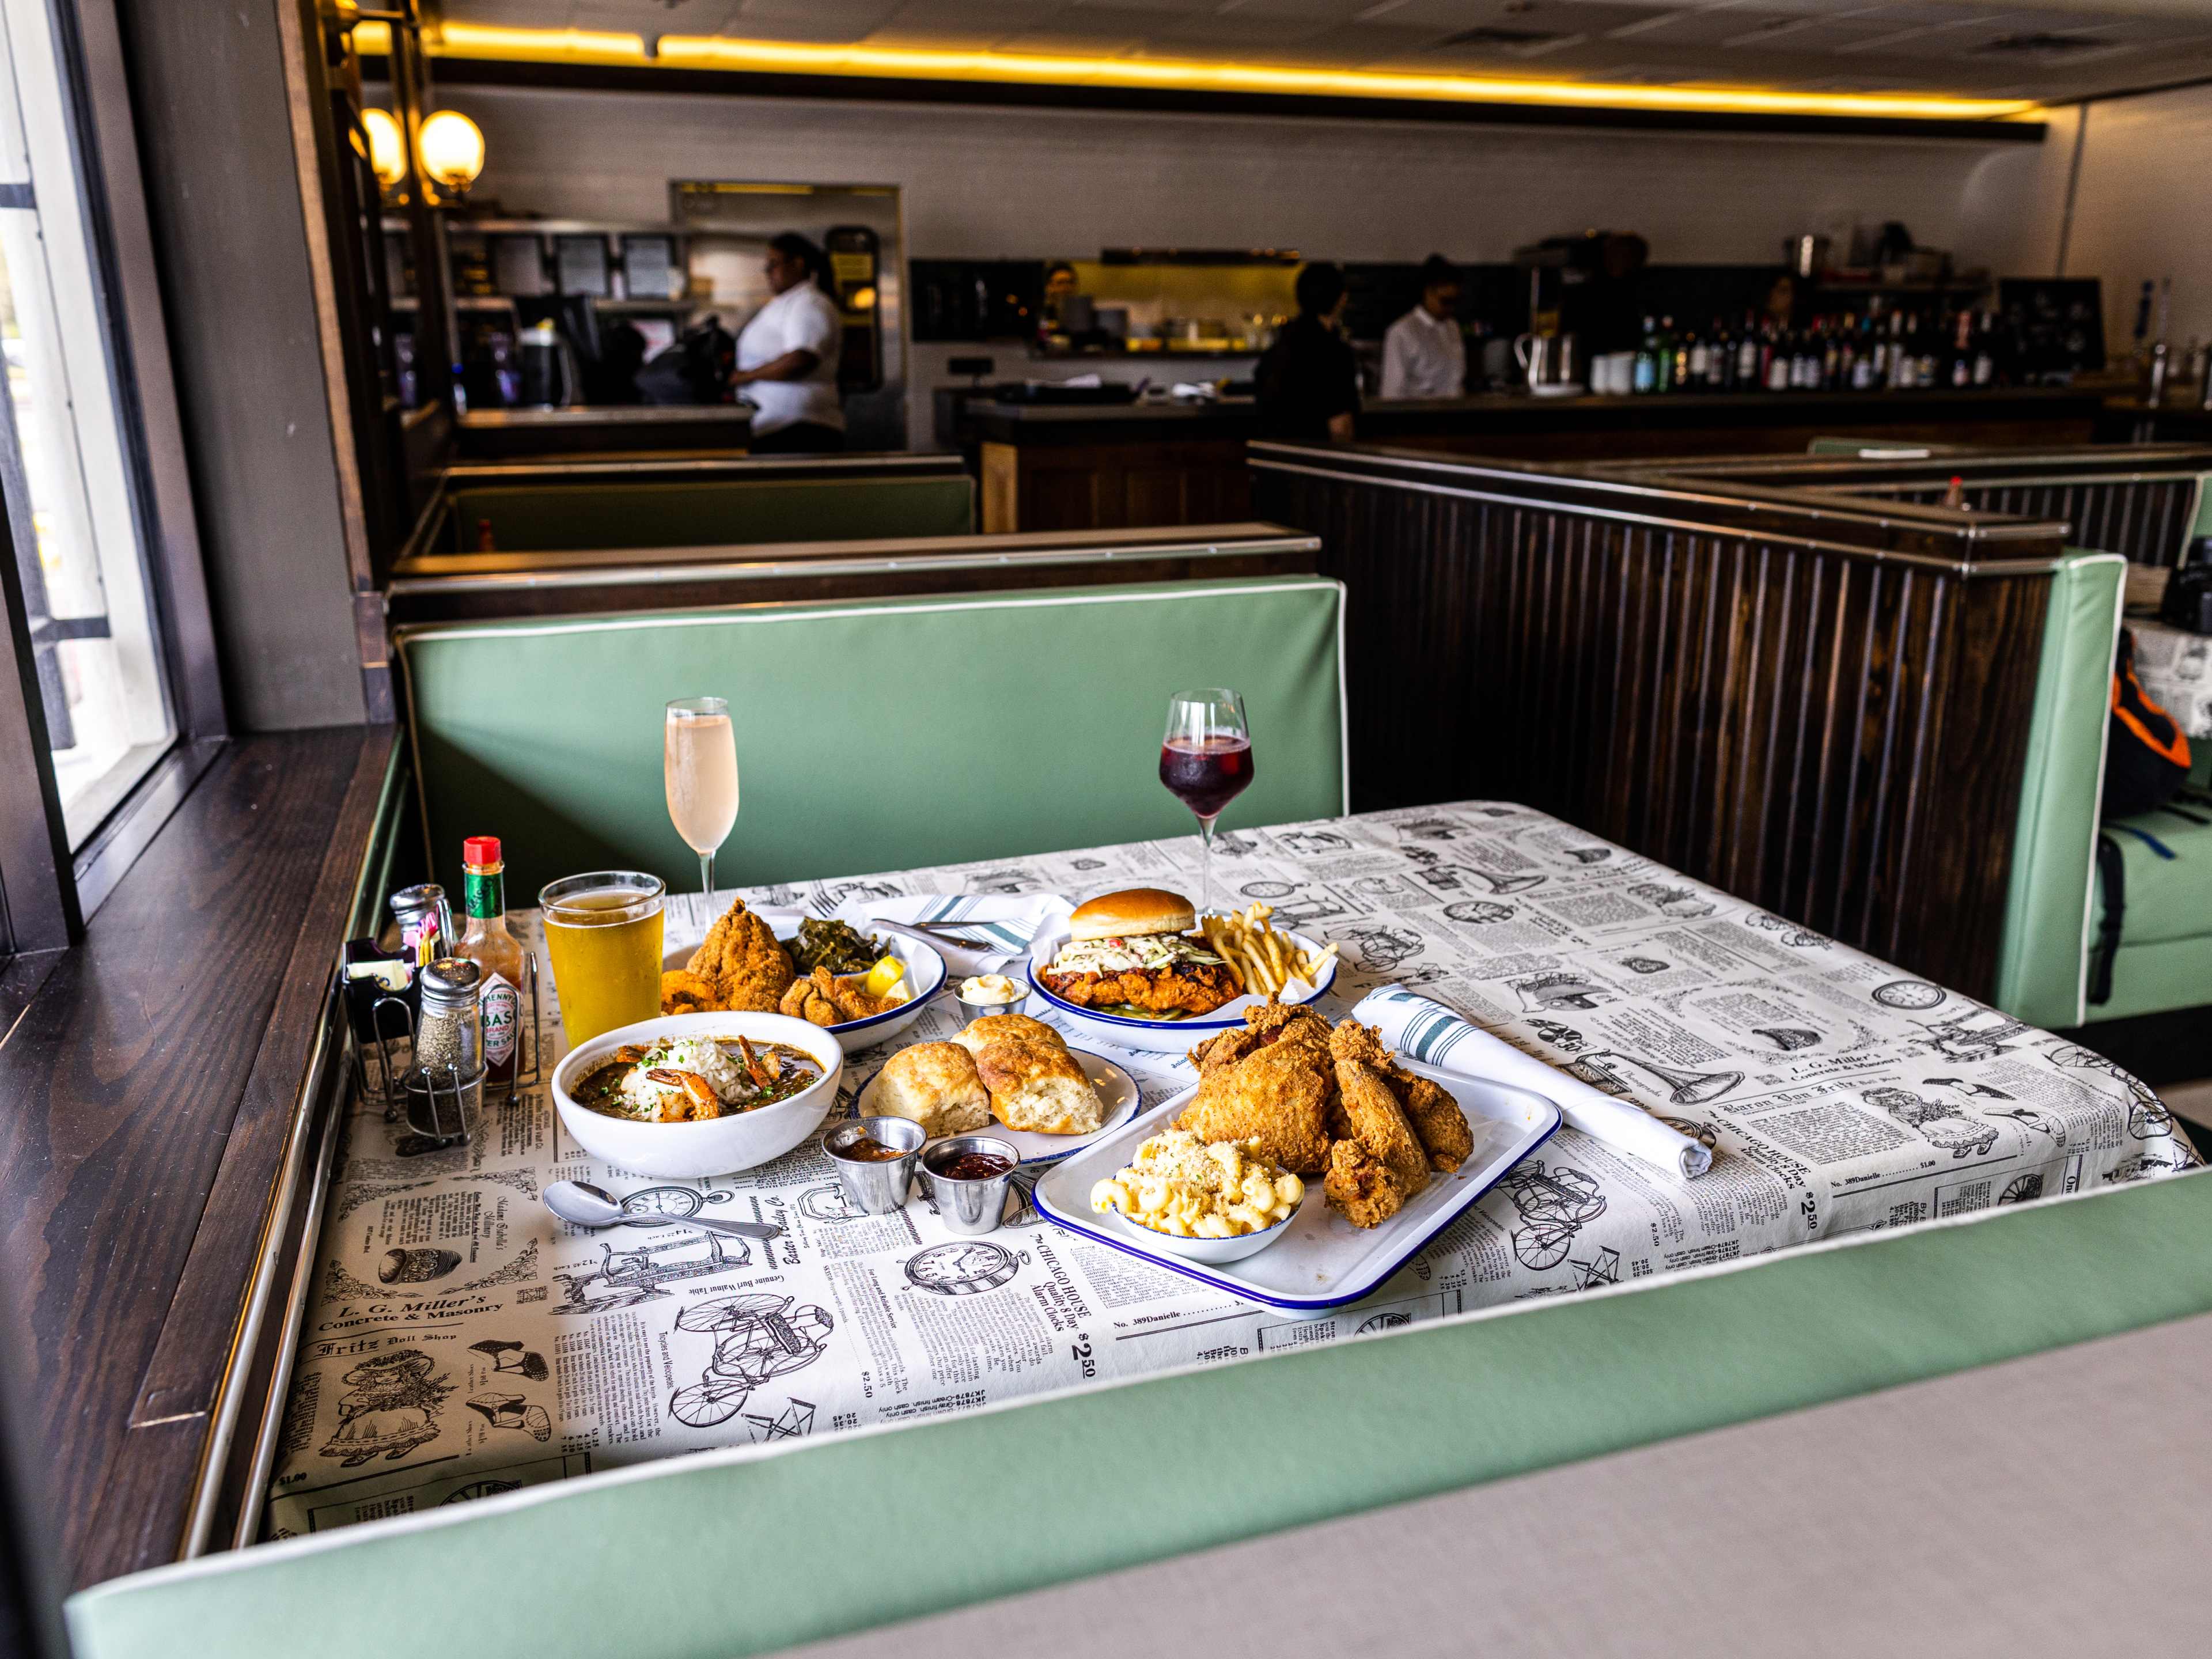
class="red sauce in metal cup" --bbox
[932,1151,1013,1181]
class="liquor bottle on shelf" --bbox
[1736,312,1760,390]
[1707,318,1730,389]
[1766,327,1791,392]
[1686,327,1707,388]
[1972,312,1996,387]
[1949,309,1974,388]
[1633,316,1658,394]
[1656,316,1677,392]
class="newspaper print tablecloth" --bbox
[264,801,2198,1537]
[2131,618,2212,740]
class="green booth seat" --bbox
[396,577,1349,902]
[448,473,976,555]
[66,1171,2212,1659]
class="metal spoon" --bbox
[544,1179,782,1241]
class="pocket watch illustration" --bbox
[904,1241,1023,1296]
[618,1185,733,1224]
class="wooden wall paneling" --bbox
[1257,454,2057,998]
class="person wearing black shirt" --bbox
[1256,263,1359,441]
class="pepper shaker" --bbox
[407,957,483,1143]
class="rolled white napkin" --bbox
[1351,986,1712,1181]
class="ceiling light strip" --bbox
[380,22,2041,124]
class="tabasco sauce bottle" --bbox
[458,836,525,1087]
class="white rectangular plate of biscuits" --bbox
[1032,1060,1560,1313]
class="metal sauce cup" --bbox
[825,1116,926,1215]
[921,1134,1020,1235]
[954,975,1028,1025]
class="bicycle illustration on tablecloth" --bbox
[1498,1162,1609,1270]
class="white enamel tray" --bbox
[1033,1056,1560,1313]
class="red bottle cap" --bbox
[464,836,502,867]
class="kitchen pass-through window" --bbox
[0,0,172,847]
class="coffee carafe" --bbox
[1514,331,1583,395]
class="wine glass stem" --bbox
[699,851,714,903]
[1195,814,1218,913]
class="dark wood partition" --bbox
[1252,443,2071,998]
[1611,445,2212,568]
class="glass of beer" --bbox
[665,696,739,900]
[539,871,666,1051]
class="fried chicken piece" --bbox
[779,969,841,1027]
[1334,1057,1431,1199]
[1324,1138,1405,1229]
[1329,1022,1475,1173]
[1188,1002,1329,1073]
[660,969,721,1016]
[828,974,889,1022]
[688,898,794,1012]
[1175,1025,1337,1175]
[1043,960,1242,1017]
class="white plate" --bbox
[855,1046,1140,1165]
[663,910,946,1056]
[1024,921,1338,1055]
[551,1011,844,1180]
[1033,1057,1560,1312]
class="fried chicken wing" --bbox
[1324,1138,1405,1229]
[1334,1058,1431,1198]
[688,898,795,1012]
[1330,1021,1475,1172]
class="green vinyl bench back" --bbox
[67,1171,2212,1659]
[446,473,976,554]
[395,576,1348,902]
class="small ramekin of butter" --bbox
[956,971,1027,1024]
[1090,1130,1305,1262]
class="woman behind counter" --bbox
[1255,262,1359,442]
[732,232,846,454]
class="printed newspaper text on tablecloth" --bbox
[264,802,2197,1536]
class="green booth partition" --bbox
[397,576,1349,902]
[67,1170,2212,1659]
[448,474,976,554]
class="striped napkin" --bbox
[1351,986,1713,1181]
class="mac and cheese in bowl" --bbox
[1092,1130,1304,1240]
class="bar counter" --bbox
[454,405,752,461]
[969,385,2108,532]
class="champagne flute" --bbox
[1160,688,1255,914]
[665,696,739,903]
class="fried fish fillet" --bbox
[688,898,795,1013]
[1040,959,1242,1017]
[1323,1138,1404,1229]
[1175,1009,1337,1175]
[1329,1021,1475,1173]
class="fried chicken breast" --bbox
[688,897,795,1013]
[1041,959,1241,1017]
[1175,1006,1338,1175]
[1334,1058,1431,1199]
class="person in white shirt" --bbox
[1379,255,1465,401]
[732,233,845,452]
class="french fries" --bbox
[1200,902,1339,1000]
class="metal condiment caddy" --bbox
[349,949,542,1143]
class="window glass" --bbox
[0,1,172,846]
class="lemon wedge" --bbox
[863,957,904,999]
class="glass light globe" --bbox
[362,107,405,190]
[417,110,484,195]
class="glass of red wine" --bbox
[1160,688,1255,914]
